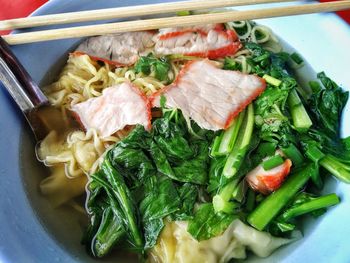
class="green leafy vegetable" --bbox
[151,117,211,184]
[308,72,349,136]
[135,54,171,82]
[143,219,164,249]
[187,203,236,241]
[263,74,281,87]
[172,183,198,220]
[319,155,350,183]
[280,143,304,167]
[84,111,214,256]
[139,177,180,221]
[152,118,194,162]
[100,159,144,248]
[172,141,209,184]
[92,207,126,257]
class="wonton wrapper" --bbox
[40,165,87,207]
[148,220,300,263]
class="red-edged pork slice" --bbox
[151,59,266,131]
[75,31,155,66]
[153,24,241,59]
[246,154,292,195]
[72,82,151,138]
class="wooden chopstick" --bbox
[0,0,296,30]
[3,1,350,45]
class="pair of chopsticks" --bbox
[1,0,350,45]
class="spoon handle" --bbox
[0,36,50,140]
[0,36,48,111]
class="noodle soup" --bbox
[22,19,349,263]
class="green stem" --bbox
[247,164,314,231]
[213,179,239,213]
[263,74,281,87]
[211,110,245,156]
[288,89,312,132]
[280,193,340,221]
[245,188,256,212]
[231,179,247,202]
[218,111,245,154]
[320,155,350,183]
[92,207,125,257]
[281,144,304,167]
[223,104,254,178]
[305,144,325,163]
[212,195,236,214]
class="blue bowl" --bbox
[0,0,349,262]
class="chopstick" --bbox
[0,0,296,30]
[3,1,350,45]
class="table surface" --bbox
[0,0,349,33]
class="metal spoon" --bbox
[0,36,52,140]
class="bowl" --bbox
[0,0,349,262]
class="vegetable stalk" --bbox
[288,89,312,132]
[280,193,340,221]
[92,207,125,257]
[304,145,350,184]
[223,104,254,178]
[213,179,239,213]
[247,164,314,231]
[320,155,350,183]
[281,144,304,167]
[263,74,281,87]
[211,111,245,156]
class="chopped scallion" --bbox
[253,53,270,63]
[290,52,304,65]
[281,144,304,167]
[263,74,281,87]
[262,155,284,171]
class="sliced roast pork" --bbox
[75,31,155,66]
[151,59,266,131]
[153,24,241,59]
[72,82,151,138]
